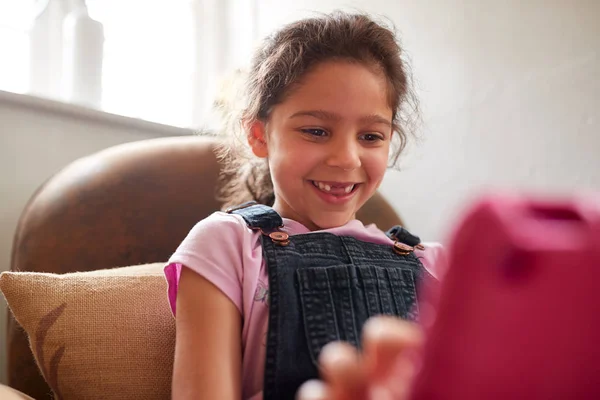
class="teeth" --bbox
[313,181,355,194]
[315,181,331,192]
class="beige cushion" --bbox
[0,264,174,400]
[0,384,35,400]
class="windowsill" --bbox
[0,89,196,137]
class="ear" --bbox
[246,120,268,158]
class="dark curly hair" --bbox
[215,11,420,210]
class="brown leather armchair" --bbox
[7,135,404,399]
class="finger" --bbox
[296,379,330,400]
[386,356,419,399]
[318,341,368,399]
[361,316,424,382]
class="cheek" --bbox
[267,140,311,186]
[365,148,390,182]
[270,139,318,171]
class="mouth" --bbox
[309,180,360,198]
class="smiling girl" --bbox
[164,11,443,400]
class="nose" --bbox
[325,137,362,171]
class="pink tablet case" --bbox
[411,193,600,399]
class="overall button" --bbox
[393,241,413,255]
[269,231,290,246]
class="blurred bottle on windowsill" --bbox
[62,0,104,109]
[28,0,69,100]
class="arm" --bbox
[172,267,242,400]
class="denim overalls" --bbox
[229,202,428,400]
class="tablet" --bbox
[410,194,600,399]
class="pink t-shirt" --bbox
[164,211,445,400]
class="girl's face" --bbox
[249,61,393,230]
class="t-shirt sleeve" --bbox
[415,242,448,281]
[164,212,248,316]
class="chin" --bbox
[310,212,355,230]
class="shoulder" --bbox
[167,212,256,315]
[184,210,263,244]
[368,223,447,280]
[339,222,447,280]
[173,211,259,263]
[414,242,447,280]
[188,211,250,236]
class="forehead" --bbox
[273,61,393,120]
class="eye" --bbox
[359,133,384,142]
[301,128,328,137]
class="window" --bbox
[0,0,258,129]
[0,0,35,94]
[87,0,195,127]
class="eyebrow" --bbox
[289,110,392,127]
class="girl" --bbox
[164,11,444,400]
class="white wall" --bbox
[0,91,192,383]
[256,0,600,240]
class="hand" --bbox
[296,316,424,400]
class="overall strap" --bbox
[386,225,422,247]
[226,201,283,231]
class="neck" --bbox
[271,198,356,232]
[271,200,321,231]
